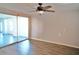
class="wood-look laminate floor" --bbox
[0,39,79,55]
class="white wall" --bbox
[31,8,79,48]
[31,17,44,38]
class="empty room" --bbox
[0,3,79,55]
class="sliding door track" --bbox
[0,39,28,49]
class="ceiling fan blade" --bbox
[43,6,52,9]
[44,10,55,12]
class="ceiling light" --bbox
[37,11,44,15]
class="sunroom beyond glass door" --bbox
[0,13,17,47]
[0,13,29,47]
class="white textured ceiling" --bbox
[0,3,79,16]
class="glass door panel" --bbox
[0,13,17,47]
[0,13,29,47]
[18,16,28,42]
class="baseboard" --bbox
[32,38,79,49]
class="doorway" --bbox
[0,13,29,47]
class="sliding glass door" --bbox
[18,16,28,42]
[0,13,29,47]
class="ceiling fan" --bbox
[36,3,55,14]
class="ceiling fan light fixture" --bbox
[37,11,44,15]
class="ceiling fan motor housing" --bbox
[39,3,42,6]
[37,7,43,11]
